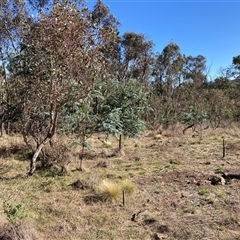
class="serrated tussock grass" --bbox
[97,179,135,202]
[97,179,122,202]
[120,179,135,194]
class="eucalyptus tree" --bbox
[0,0,30,135]
[223,55,240,121]
[27,0,86,15]
[89,0,121,114]
[152,43,185,96]
[10,3,115,174]
[91,0,121,66]
[90,4,155,85]
[0,0,29,51]
[183,55,207,86]
[180,55,210,119]
[59,84,103,171]
[118,32,154,84]
[98,80,150,152]
[150,42,185,128]
[91,1,154,84]
[230,55,240,81]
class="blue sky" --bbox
[88,0,240,78]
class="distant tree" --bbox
[90,0,121,114]
[152,43,185,96]
[203,88,235,128]
[233,55,240,69]
[229,55,240,81]
[150,42,185,128]
[119,32,154,84]
[177,54,209,123]
[183,55,207,86]
[212,77,233,90]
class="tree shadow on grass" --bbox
[0,144,30,162]
[222,173,240,181]
[0,174,29,181]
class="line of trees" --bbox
[1,0,240,174]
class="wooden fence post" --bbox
[222,137,226,158]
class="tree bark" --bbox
[119,134,122,151]
[28,137,50,175]
[1,121,6,137]
[183,123,195,135]
[28,108,57,175]
[79,145,85,171]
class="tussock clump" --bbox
[120,179,135,194]
[97,179,121,202]
[96,179,135,203]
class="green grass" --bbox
[199,189,211,196]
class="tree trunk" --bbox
[6,121,10,135]
[1,122,6,137]
[183,123,195,134]
[79,145,85,171]
[28,102,58,175]
[119,134,122,151]
[1,107,6,136]
[28,138,50,175]
[94,97,99,115]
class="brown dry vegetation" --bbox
[1,126,240,240]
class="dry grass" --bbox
[1,126,240,239]
[97,179,122,202]
[120,179,135,194]
[95,179,135,203]
[0,221,41,240]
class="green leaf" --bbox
[82,141,97,153]
[70,141,80,148]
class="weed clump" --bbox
[3,201,27,224]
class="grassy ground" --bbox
[0,126,240,240]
